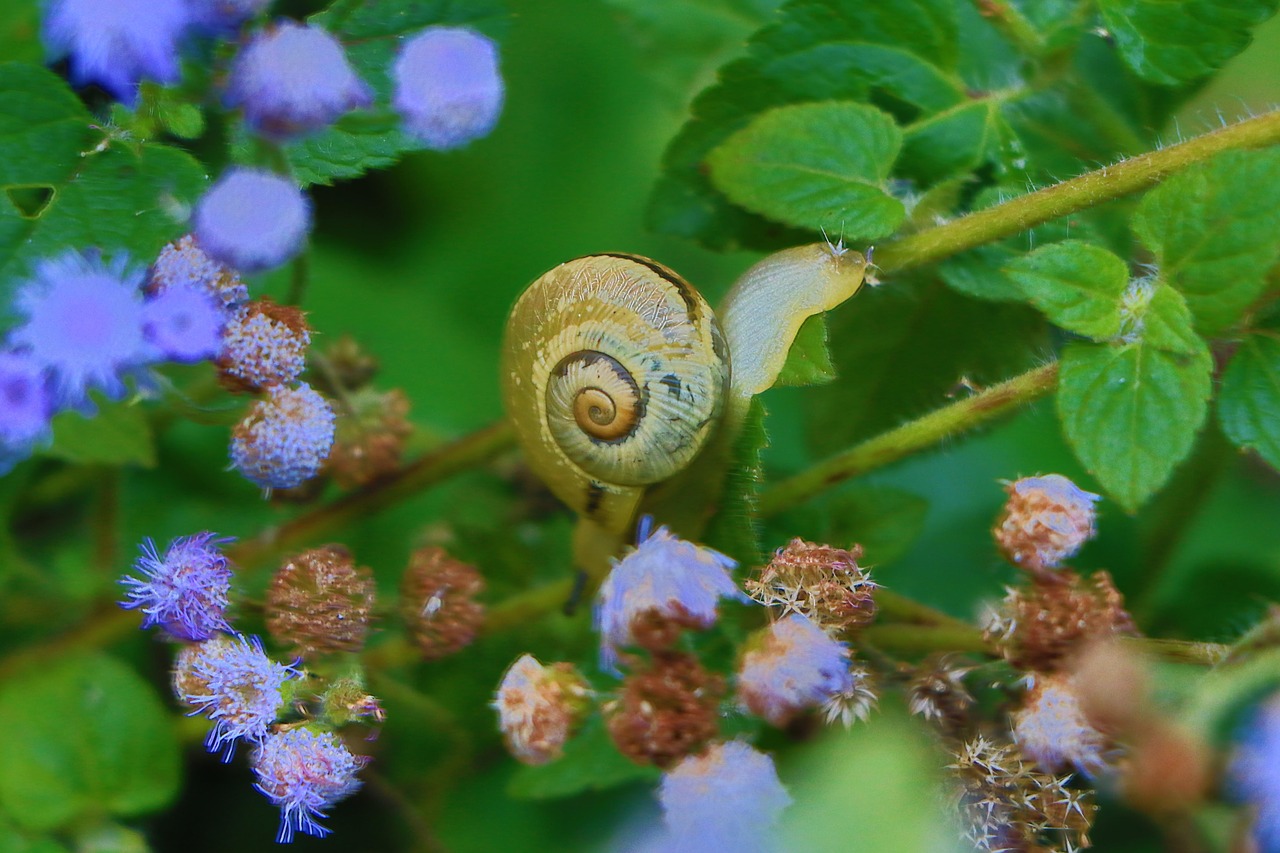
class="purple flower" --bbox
[226,22,371,139]
[119,532,234,641]
[8,252,151,411]
[658,742,790,853]
[218,300,311,391]
[176,633,299,759]
[150,235,248,310]
[193,169,311,273]
[251,727,365,842]
[1233,693,1280,851]
[995,474,1100,571]
[392,27,504,150]
[736,614,853,728]
[595,524,745,671]
[230,383,335,490]
[142,284,225,363]
[186,0,271,33]
[0,352,54,472]
[42,0,190,103]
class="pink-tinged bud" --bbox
[736,613,854,728]
[605,652,723,768]
[1011,674,1112,776]
[492,654,592,765]
[266,545,375,657]
[994,474,1099,572]
[745,539,877,634]
[400,546,485,661]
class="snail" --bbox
[501,242,868,576]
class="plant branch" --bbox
[874,109,1280,273]
[760,362,1059,516]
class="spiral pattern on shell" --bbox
[501,254,729,530]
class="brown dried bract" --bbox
[745,538,877,634]
[907,655,975,737]
[400,546,485,661]
[605,652,723,769]
[267,545,375,657]
[986,570,1136,673]
[326,388,413,488]
[629,603,707,654]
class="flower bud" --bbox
[267,545,375,657]
[493,654,592,765]
[149,234,248,310]
[907,655,975,734]
[230,382,336,490]
[605,652,723,768]
[1011,673,1112,776]
[326,388,413,488]
[994,474,1099,572]
[736,613,853,728]
[217,299,311,392]
[745,538,876,634]
[399,546,485,661]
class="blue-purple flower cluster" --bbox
[42,1,505,149]
[121,531,365,841]
[0,251,224,473]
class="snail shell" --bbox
[501,253,730,534]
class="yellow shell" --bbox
[500,253,730,535]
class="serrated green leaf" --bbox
[1057,335,1212,511]
[1097,0,1279,85]
[43,400,156,468]
[775,313,838,387]
[0,654,179,832]
[899,100,1010,186]
[506,717,657,800]
[805,277,1048,454]
[1218,335,1280,470]
[706,102,904,238]
[270,0,508,186]
[1005,241,1129,339]
[1132,149,1280,334]
[1137,281,1204,355]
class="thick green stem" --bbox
[874,109,1280,273]
[760,362,1059,516]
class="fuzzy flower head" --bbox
[119,532,233,641]
[994,474,1100,572]
[176,633,299,759]
[42,0,189,103]
[595,524,745,671]
[226,22,371,139]
[251,727,365,843]
[745,539,877,635]
[193,168,312,273]
[736,613,854,728]
[8,252,151,411]
[493,654,592,766]
[217,299,310,392]
[142,284,225,363]
[1231,693,1280,851]
[400,546,485,661]
[393,27,504,150]
[1011,673,1111,777]
[149,234,248,310]
[606,652,723,768]
[0,352,54,472]
[658,742,791,853]
[266,545,375,657]
[230,382,336,491]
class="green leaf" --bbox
[775,314,838,387]
[506,717,657,800]
[898,100,1012,186]
[43,400,157,468]
[1218,335,1280,470]
[0,654,180,832]
[1057,332,1213,511]
[706,102,904,238]
[275,0,508,186]
[1097,0,1279,85]
[1005,241,1130,339]
[1132,149,1280,334]
[703,399,769,568]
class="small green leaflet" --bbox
[775,313,838,387]
[1005,241,1129,339]
[43,400,157,468]
[706,101,905,239]
[1218,335,1280,471]
[1133,148,1280,334]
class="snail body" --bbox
[501,243,867,565]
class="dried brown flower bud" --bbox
[745,539,877,634]
[907,655,975,735]
[326,388,413,488]
[217,298,312,393]
[994,474,1099,572]
[605,652,723,768]
[984,569,1136,673]
[400,546,485,661]
[1122,721,1211,815]
[317,334,380,392]
[266,545,375,657]
[493,654,593,765]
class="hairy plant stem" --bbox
[874,109,1280,274]
[760,362,1060,516]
